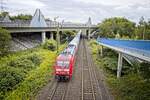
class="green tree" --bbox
[10,14,32,20]
[98,17,135,38]
[0,28,11,56]
[134,17,150,40]
[136,17,146,39]
[43,39,57,51]
[0,12,9,17]
[61,31,76,43]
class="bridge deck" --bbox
[2,26,96,33]
[97,38,150,62]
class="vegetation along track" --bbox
[36,38,113,100]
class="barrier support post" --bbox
[101,46,103,57]
[117,52,123,78]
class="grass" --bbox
[5,49,55,100]
[0,43,66,100]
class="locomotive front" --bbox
[55,54,73,81]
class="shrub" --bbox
[0,44,65,100]
[26,53,42,66]
[89,40,98,47]
[6,50,56,100]
[61,31,75,43]
[0,67,25,99]
[118,74,150,100]
[8,53,41,72]
[102,57,118,74]
[43,40,57,51]
[0,28,11,56]
[9,58,35,71]
[139,62,150,81]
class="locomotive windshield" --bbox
[57,61,70,68]
[61,51,71,55]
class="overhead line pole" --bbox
[54,16,59,54]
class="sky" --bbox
[3,0,150,24]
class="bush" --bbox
[0,67,25,91]
[8,53,41,72]
[9,58,35,71]
[0,43,66,100]
[6,50,57,100]
[102,57,118,74]
[0,67,25,99]
[118,74,150,100]
[89,40,99,55]
[61,31,75,43]
[90,39,97,44]
[26,53,42,66]
[139,62,150,81]
[43,40,57,51]
[0,53,42,99]
[0,28,11,56]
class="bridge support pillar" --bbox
[51,32,54,40]
[88,29,91,39]
[42,32,46,43]
[117,52,123,78]
[81,29,87,36]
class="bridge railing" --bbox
[0,22,30,27]
[0,22,97,28]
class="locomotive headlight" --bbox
[64,69,69,72]
[64,69,70,74]
[65,71,69,74]
[56,69,62,71]
[56,71,59,74]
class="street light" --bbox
[143,23,146,40]
[141,23,146,40]
[54,16,59,53]
[87,17,91,39]
[60,20,65,42]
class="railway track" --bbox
[63,39,83,100]
[36,38,113,100]
[81,39,102,100]
[87,39,113,100]
[48,81,69,100]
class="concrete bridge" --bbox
[0,9,97,43]
[3,26,96,33]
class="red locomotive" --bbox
[54,30,81,81]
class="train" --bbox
[54,30,81,81]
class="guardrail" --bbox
[0,22,97,28]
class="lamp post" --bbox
[87,17,91,39]
[61,20,64,28]
[61,20,65,43]
[54,16,59,53]
[88,25,91,39]
[143,23,146,40]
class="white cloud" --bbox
[4,0,150,24]
[74,0,150,6]
[114,5,131,10]
[8,0,46,8]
